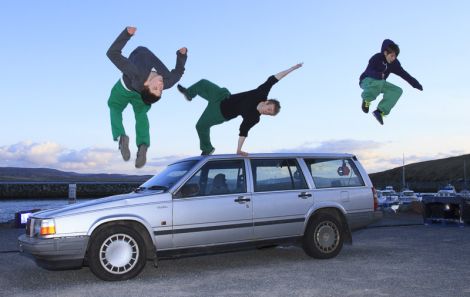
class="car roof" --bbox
[173,152,356,164]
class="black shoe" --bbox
[201,148,215,156]
[373,109,384,125]
[361,100,370,113]
[177,84,192,101]
[135,144,148,168]
[119,135,130,161]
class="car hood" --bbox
[33,190,167,219]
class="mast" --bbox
[465,159,468,190]
[402,153,406,190]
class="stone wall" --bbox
[0,183,142,199]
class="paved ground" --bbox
[1,214,469,297]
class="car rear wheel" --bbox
[302,213,343,259]
[88,225,147,281]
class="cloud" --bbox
[274,139,385,154]
[0,141,63,166]
[58,148,115,171]
[147,154,190,167]
[0,141,187,175]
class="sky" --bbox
[0,0,469,176]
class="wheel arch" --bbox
[304,205,352,244]
[86,217,156,261]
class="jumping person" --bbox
[359,39,422,125]
[177,63,303,156]
[106,26,187,168]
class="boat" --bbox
[435,184,457,198]
[399,189,420,204]
[459,189,470,198]
[380,186,399,206]
[376,190,387,207]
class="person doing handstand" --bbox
[177,63,302,156]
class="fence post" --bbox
[68,184,77,204]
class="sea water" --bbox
[0,199,92,223]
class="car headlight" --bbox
[33,219,56,236]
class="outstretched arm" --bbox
[106,26,140,80]
[256,63,303,96]
[164,47,188,88]
[274,63,303,80]
[394,62,423,91]
[236,136,248,156]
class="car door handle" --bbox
[234,196,251,203]
[298,192,312,199]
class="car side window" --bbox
[175,160,246,198]
[251,159,308,192]
[304,158,365,188]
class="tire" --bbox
[88,225,147,281]
[302,213,344,259]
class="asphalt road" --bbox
[1,220,469,297]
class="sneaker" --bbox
[201,148,215,156]
[135,144,148,168]
[177,84,192,101]
[372,109,384,125]
[361,100,370,113]
[119,135,130,161]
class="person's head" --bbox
[142,74,163,105]
[383,43,400,64]
[259,99,281,116]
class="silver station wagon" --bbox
[18,153,381,281]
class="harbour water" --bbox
[0,199,93,223]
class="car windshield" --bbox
[138,160,198,192]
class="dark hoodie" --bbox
[106,28,187,94]
[359,39,422,90]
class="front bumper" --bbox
[18,234,89,269]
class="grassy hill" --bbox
[0,167,151,183]
[369,154,470,192]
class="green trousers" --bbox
[187,79,231,153]
[360,77,403,115]
[107,80,151,147]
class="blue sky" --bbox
[0,0,469,175]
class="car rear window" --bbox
[303,158,365,188]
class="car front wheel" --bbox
[88,225,147,281]
[302,213,344,259]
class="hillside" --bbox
[0,167,151,183]
[369,154,470,192]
